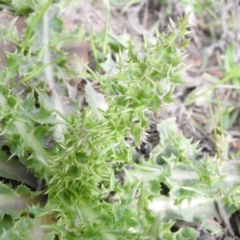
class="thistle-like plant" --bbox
[1,1,239,239]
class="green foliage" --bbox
[180,0,214,14]
[1,0,240,239]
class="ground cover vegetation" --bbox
[0,0,240,239]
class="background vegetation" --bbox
[0,0,240,239]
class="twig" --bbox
[220,0,228,39]
[233,0,240,64]
[127,0,150,37]
[142,0,148,28]
[216,195,235,237]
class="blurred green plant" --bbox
[180,0,214,14]
[0,0,239,239]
